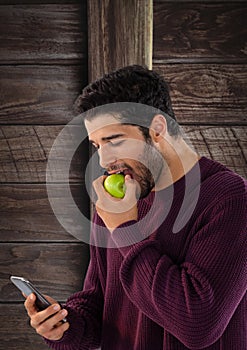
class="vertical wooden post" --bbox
[87,0,153,82]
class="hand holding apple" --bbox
[93,174,139,232]
[103,174,126,198]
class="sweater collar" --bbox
[142,156,208,205]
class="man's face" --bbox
[85,114,164,198]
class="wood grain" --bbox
[153,63,247,124]
[183,126,247,178]
[0,65,87,124]
[154,0,246,3]
[153,2,247,62]
[0,125,245,182]
[0,125,89,182]
[87,0,153,82]
[0,184,90,242]
[0,243,89,302]
[1,64,245,125]
[0,304,49,350]
[0,4,86,64]
[0,0,81,3]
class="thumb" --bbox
[124,175,141,200]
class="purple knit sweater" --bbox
[45,157,247,350]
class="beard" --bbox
[136,141,164,198]
[119,141,164,199]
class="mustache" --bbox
[105,163,132,174]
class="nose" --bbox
[98,144,117,169]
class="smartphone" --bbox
[10,276,67,322]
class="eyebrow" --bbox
[89,133,125,143]
[102,133,125,141]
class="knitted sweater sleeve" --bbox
[44,243,103,350]
[112,193,247,349]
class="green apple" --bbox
[103,174,126,198]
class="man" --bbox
[25,65,247,349]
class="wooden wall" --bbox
[153,0,247,178]
[0,1,89,349]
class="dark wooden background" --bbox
[153,1,247,178]
[0,0,246,349]
[0,1,90,349]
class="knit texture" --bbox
[45,156,247,350]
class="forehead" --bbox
[84,114,120,135]
[84,114,142,139]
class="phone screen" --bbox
[10,276,67,322]
[10,276,51,310]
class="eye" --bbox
[110,140,125,147]
[90,142,99,150]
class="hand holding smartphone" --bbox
[10,276,67,322]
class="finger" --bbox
[36,309,68,336]
[93,176,106,196]
[42,321,70,341]
[30,303,61,328]
[44,295,57,305]
[24,293,38,317]
[124,175,140,201]
[94,176,120,211]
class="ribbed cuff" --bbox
[44,306,85,350]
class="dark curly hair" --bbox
[74,65,181,138]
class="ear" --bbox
[149,114,167,142]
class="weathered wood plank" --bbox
[153,64,247,124]
[0,243,89,302]
[183,126,247,178]
[0,125,88,182]
[154,0,246,2]
[231,127,247,162]
[0,304,49,350]
[0,65,87,124]
[87,0,153,82]
[0,184,90,242]
[0,4,86,64]
[153,1,247,62]
[0,0,81,3]
[0,125,245,182]
[1,64,246,125]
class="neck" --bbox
[154,138,200,191]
